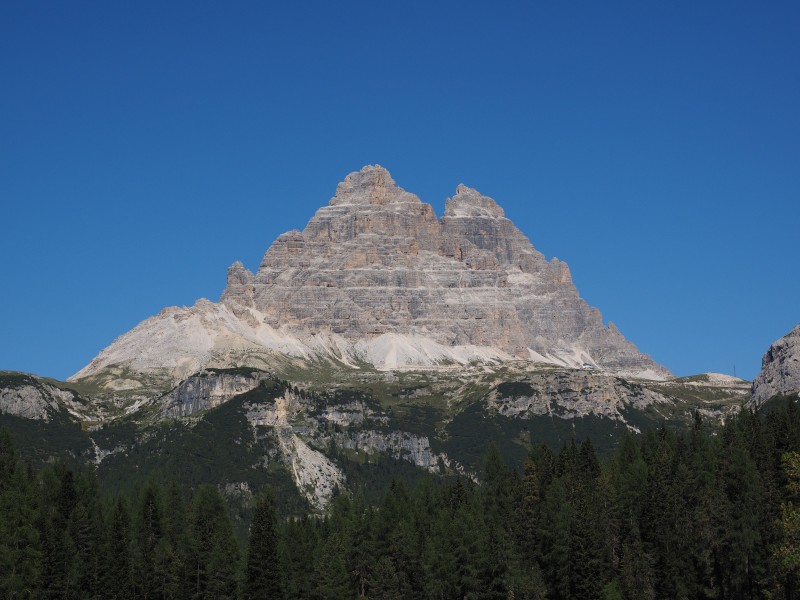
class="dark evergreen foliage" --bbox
[5,400,800,598]
[244,492,282,599]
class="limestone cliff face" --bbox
[160,369,272,417]
[240,381,463,508]
[221,165,666,377]
[751,325,800,406]
[0,373,85,421]
[74,165,669,384]
[488,371,669,422]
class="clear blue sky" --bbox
[1,1,798,381]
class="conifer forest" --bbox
[4,401,800,599]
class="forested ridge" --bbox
[3,401,800,599]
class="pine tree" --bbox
[66,500,100,598]
[348,489,374,599]
[280,515,318,600]
[244,492,283,599]
[0,427,19,489]
[104,496,134,600]
[639,428,692,599]
[476,519,513,599]
[568,451,609,599]
[777,451,800,598]
[0,435,41,599]
[367,556,403,600]
[312,531,352,599]
[65,471,105,599]
[685,412,724,598]
[188,484,240,599]
[618,522,655,600]
[422,506,460,599]
[162,482,190,599]
[538,477,571,599]
[38,465,79,598]
[517,456,541,561]
[719,444,764,598]
[135,481,164,599]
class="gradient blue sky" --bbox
[1,1,798,381]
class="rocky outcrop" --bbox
[160,369,273,417]
[488,371,670,422]
[277,430,345,511]
[72,165,669,385]
[328,430,449,472]
[0,372,85,421]
[752,325,800,406]
[240,381,469,507]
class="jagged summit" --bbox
[444,184,506,219]
[72,166,670,385]
[330,164,421,207]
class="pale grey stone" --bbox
[74,165,670,383]
[224,165,668,376]
[751,324,800,406]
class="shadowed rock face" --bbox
[752,324,800,405]
[220,165,666,376]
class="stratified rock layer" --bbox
[73,165,668,384]
[752,325,800,405]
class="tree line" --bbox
[3,400,800,598]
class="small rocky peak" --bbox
[549,257,573,284]
[193,298,215,310]
[226,261,254,286]
[443,184,506,219]
[329,165,422,207]
[220,261,255,307]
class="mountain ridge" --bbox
[71,165,668,387]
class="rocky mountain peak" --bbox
[329,164,422,207]
[72,165,670,383]
[226,261,254,284]
[444,184,506,219]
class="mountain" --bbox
[72,165,668,391]
[751,324,800,406]
[2,165,756,511]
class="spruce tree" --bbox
[349,489,374,599]
[538,477,571,599]
[280,515,318,600]
[188,484,239,599]
[162,482,190,599]
[777,451,800,597]
[0,438,41,599]
[104,496,134,600]
[367,556,403,600]
[244,492,283,599]
[312,531,351,599]
[38,465,78,598]
[135,481,164,599]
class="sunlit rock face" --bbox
[0,373,84,421]
[752,324,800,406]
[222,165,666,375]
[74,165,668,384]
